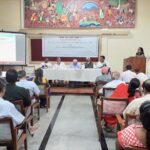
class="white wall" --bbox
[0,0,150,72]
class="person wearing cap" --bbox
[95,66,112,90]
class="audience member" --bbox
[123,79,150,119]
[0,78,25,127]
[33,68,48,85]
[84,57,93,68]
[70,59,81,69]
[96,55,110,68]
[99,71,125,95]
[116,101,150,149]
[103,71,125,89]
[103,78,141,132]
[136,47,145,57]
[40,58,52,69]
[95,66,111,90]
[135,68,148,86]
[119,65,136,83]
[16,70,40,97]
[4,69,31,107]
[33,68,49,107]
[53,57,66,69]
[128,78,141,103]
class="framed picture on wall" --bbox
[23,0,136,29]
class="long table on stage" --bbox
[43,68,101,82]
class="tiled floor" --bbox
[1,95,116,150]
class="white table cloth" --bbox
[43,68,101,82]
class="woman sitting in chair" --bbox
[33,68,48,85]
[116,101,150,150]
[103,78,141,132]
[33,68,50,107]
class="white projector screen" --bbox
[0,32,26,65]
[42,35,99,57]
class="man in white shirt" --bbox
[96,55,110,69]
[53,57,66,69]
[0,78,25,127]
[40,58,52,68]
[53,57,67,85]
[123,79,150,118]
[135,68,148,85]
[16,70,40,97]
[119,65,136,83]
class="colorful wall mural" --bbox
[24,0,136,28]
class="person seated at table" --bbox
[96,55,110,69]
[53,57,66,69]
[4,69,31,107]
[33,68,49,107]
[116,101,150,150]
[70,59,81,69]
[40,58,52,69]
[16,70,40,97]
[84,57,93,68]
[69,59,82,87]
[136,47,145,57]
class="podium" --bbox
[123,56,146,73]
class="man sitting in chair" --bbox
[4,69,31,107]
[0,78,25,127]
[16,70,40,97]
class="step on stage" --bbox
[51,87,94,95]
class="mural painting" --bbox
[24,0,136,28]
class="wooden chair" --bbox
[93,81,107,106]
[124,146,147,150]
[38,84,50,112]
[11,100,34,136]
[0,117,27,150]
[31,96,40,121]
[116,113,140,130]
[94,80,108,97]
[103,87,116,97]
[97,96,128,141]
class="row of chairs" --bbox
[94,86,147,150]
[0,84,51,150]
